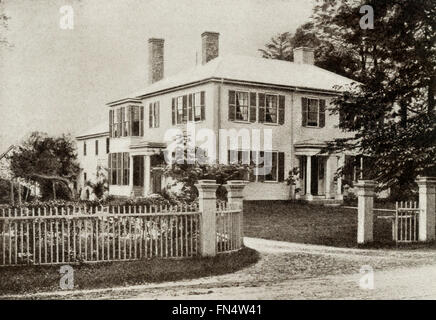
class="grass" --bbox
[243,200,435,249]
[0,247,259,296]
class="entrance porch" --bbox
[294,140,344,202]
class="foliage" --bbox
[85,165,109,200]
[323,0,436,196]
[259,32,294,60]
[9,132,80,200]
[285,167,300,186]
[164,135,251,202]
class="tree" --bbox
[323,0,436,197]
[164,135,251,202]
[9,132,81,200]
[86,165,108,200]
[259,32,294,61]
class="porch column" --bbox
[416,176,436,242]
[129,154,134,196]
[325,156,332,199]
[143,154,151,196]
[336,155,344,200]
[306,155,312,197]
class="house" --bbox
[75,123,109,200]
[81,31,363,201]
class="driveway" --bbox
[5,237,436,300]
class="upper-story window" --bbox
[109,105,144,138]
[149,102,160,128]
[302,97,326,128]
[172,92,205,125]
[95,140,98,155]
[106,138,109,154]
[229,90,285,124]
[83,141,86,156]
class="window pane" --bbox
[265,95,278,123]
[235,92,248,121]
[307,99,319,126]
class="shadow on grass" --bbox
[243,200,436,251]
[0,247,260,296]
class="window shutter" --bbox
[188,94,193,121]
[278,95,285,125]
[302,97,308,127]
[258,93,265,123]
[109,110,113,138]
[278,152,285,182]
[140,105,144,135]
[249,92,257,123]
[228,90,235,121]
[149,103,153,128]
[182,95,187,123]
[200,91,205,121]
[319,99,326,128]
[156,102,160,127]
[120,107,125,136]
[172,98,176,125]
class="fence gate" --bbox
[394,201,419,243]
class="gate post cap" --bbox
[416,176,436,186]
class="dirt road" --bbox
[5,237,436,300]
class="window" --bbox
[83,141,87,156]
[302,97,326,127]
[108,152,130,186]
[229,90,284,124]
[83,172,87,183]
[131,106,140,136]
[109,105,144,137]
[106,138,110,154]
[228,91,249,122]
[95,140,98,155]
[265,95,278,123]
[149,102,160,128]
[193,92,202,122]
[172,92,205,125]
[227,150,285,182]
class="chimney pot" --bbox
[201,31,219,65]
[148,38,164,84]
[293,47,314,65]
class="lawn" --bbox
[0,247,259,296]
[243,200,402,248]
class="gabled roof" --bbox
[109,55,357,105]
[76,122,109,140]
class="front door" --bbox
[133,156,144,187]
[311,156,319,195]
[151,170,162,194]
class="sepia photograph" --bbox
[0,0,435,306]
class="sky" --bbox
[0,0,315,152]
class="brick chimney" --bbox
[293,47,314,65]
[148,38,164,84]
[201,31,219,65]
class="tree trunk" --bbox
[429,75,435,114]
[52,181,56,200]
[10,180,14,205]
[17,183,22,205]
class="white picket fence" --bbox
[0,202,244,266]
[375,201,419,243]
[0,205,204,266]
[216,202,243,253]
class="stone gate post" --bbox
[195,179,219,257]
[225,180,248,247]
[355,180,376,244]
[416,176,436,242]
